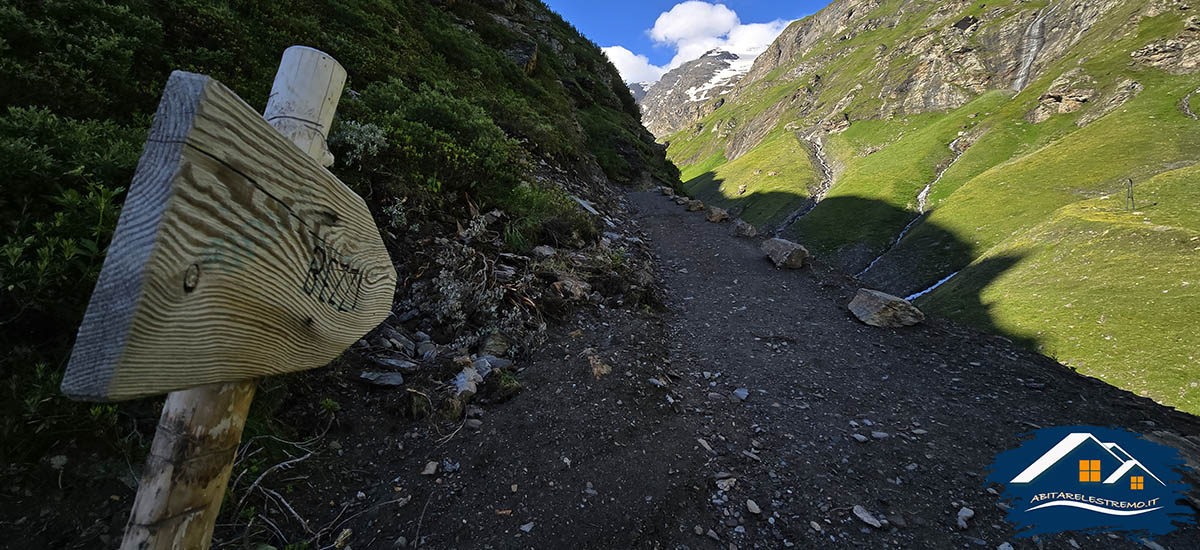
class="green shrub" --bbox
[348,79,527,195]
[0,107,141,322]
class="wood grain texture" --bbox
[120,381,255,550]
[63,71,396,401]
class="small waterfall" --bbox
[772,136,834,237]
[1012,2,1059,92]
[1182,88,1200,120]
[905,270,960,302]
[857,138,964,277]
[917,138,962,213]
[857,213,925,277]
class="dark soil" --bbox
[5,190,1199,549]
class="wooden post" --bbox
[120,382,256,549]
[119,47,352,550]
[264,46,347,168]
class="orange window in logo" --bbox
[1131,476,1144,490]
[1079,460,1101,482]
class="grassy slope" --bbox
[665,0,1200,414]
[927,165,1200,412]
[680,131,818,227]
[790,92,1009,259]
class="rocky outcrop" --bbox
[1027,68,1096,123]
[1077,79,1143,127]
[848,289,924,327]
[1131,32,1200,74]
[505,41,538,75]
[628,81,654,103]
[641,50,750,138]
[761,238,810,268]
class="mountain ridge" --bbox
[639,48,753,137]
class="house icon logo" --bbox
[986,426,1194,539]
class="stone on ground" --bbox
[760,238,810,269]
[705,207,730,223]
[853,505,882,528]
[848,288,925,327]
[731,219,757,238]
[359,371,405,386]
[685,199,705,212]
[956,507,974,529]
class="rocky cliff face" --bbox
[639,49,751,138]
[699,0,1138,160]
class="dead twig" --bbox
[240,415,334,455]
[413,490,435,546]
[261,486,311,533]
[236,452,313,512]
[310,503,351,542]
[258,514,288,547]
[436,420,467,447]
[329,496,411,534]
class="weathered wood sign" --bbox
[61,66,396,402]
[59,47,394,549]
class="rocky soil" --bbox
[6,191,1199,549]
[259,193,1199,548]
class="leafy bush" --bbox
[0,107,146,458]
[343,79,527,195]
[0,107,142,323]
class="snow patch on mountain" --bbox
[685,54,753,102]
[641,49,751,137]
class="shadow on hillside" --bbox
[678,178,1034,348]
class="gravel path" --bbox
[266,191,1200,549]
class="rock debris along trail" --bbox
[288,192,1199,549]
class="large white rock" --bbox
[761,238,810,268]
[848,288,924,327]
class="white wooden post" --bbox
[120,46,349,550]
[264,46,347,167]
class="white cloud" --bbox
[603,1,792,83]
[723,20,792,59]
[648,1,739,45]
[602,46,667,83]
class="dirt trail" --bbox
[243,191,1198,549]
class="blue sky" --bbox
[543,1,829,82]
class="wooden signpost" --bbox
[60,47,396,549]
